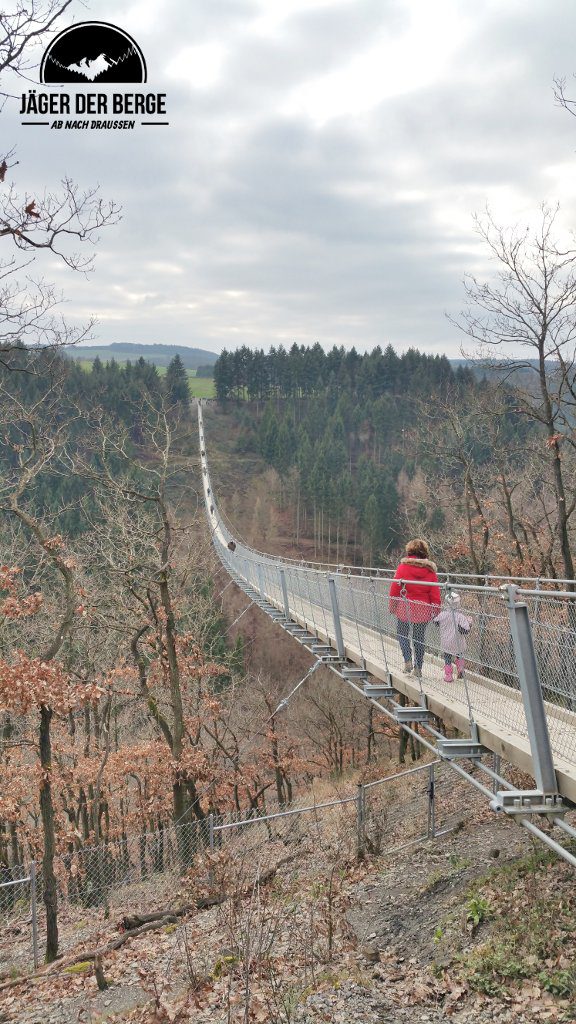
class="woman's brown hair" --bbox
[405,537,430,559]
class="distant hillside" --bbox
[67,343,219,369]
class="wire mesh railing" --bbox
[213,542,576,760]
[55,818,211,909]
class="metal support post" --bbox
[492,754,501,795]
[356,783,365,859]
[279,569,290,619]
[505,586,558,795]
[427,763,436,838]
[328,576,345,658]
[30,861,39,970]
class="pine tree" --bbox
[362,493,377,561]
[274,421,295,478]
[214,350,234,401]
[259,403,280,463]
[165,354,191,413]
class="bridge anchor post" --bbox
[328,577,345,658]
[496,585,562,814]
[279,569,290,620]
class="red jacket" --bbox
[388,557,441,623]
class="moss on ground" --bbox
[446,844,576,1013]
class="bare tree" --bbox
[0,173,120,370]
[0,175,119,269]
[407,385,562,578]
[0,384,81,961]
[553,75,576,121]
[74,401,222,844]
[0,3,120,370]
[0,2,75,82]
[453,205,576,586]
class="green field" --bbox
[153,366,215,397]
[187,374,215,398]
[75,360,215,398]
[67,343,218,368]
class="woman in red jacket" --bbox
[388,538,441,678]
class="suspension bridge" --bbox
[198,404,576,866]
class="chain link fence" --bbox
[0,863,39,973]
[0,760,472,975]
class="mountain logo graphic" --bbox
[40,22,147,84]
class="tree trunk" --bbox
[39,704,58,962]
[366,705,375,764]
[537,344,575,586]
[499,468,523,564]
[159,493,190,845]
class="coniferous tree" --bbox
[274,421,295,479]
[259,403,280,463]
[165,354,191,413]
[364,493,380,565]
[214,350,234,401]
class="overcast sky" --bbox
[5,0,576,356]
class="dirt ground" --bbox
[346,817,530,967]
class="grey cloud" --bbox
[4,0,576,356]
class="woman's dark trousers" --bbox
[397,619,427,669]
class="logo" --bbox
[40,21,146,84]
[20,20,166,129]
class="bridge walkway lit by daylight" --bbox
[198,404,576,866]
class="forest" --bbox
[1,345,399,966]
[1,351,191,534]
[3,312,576,970]
[213,341,471,402]
[212,341,574,581]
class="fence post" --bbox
[208,813,215,888]
[328,577,345,658]
[356,783,365,860]
[427,764,436,838]
[505,585,558,795]
[30,861,39,970]
[279,568,290,619]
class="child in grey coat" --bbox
[433,592,472,681]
